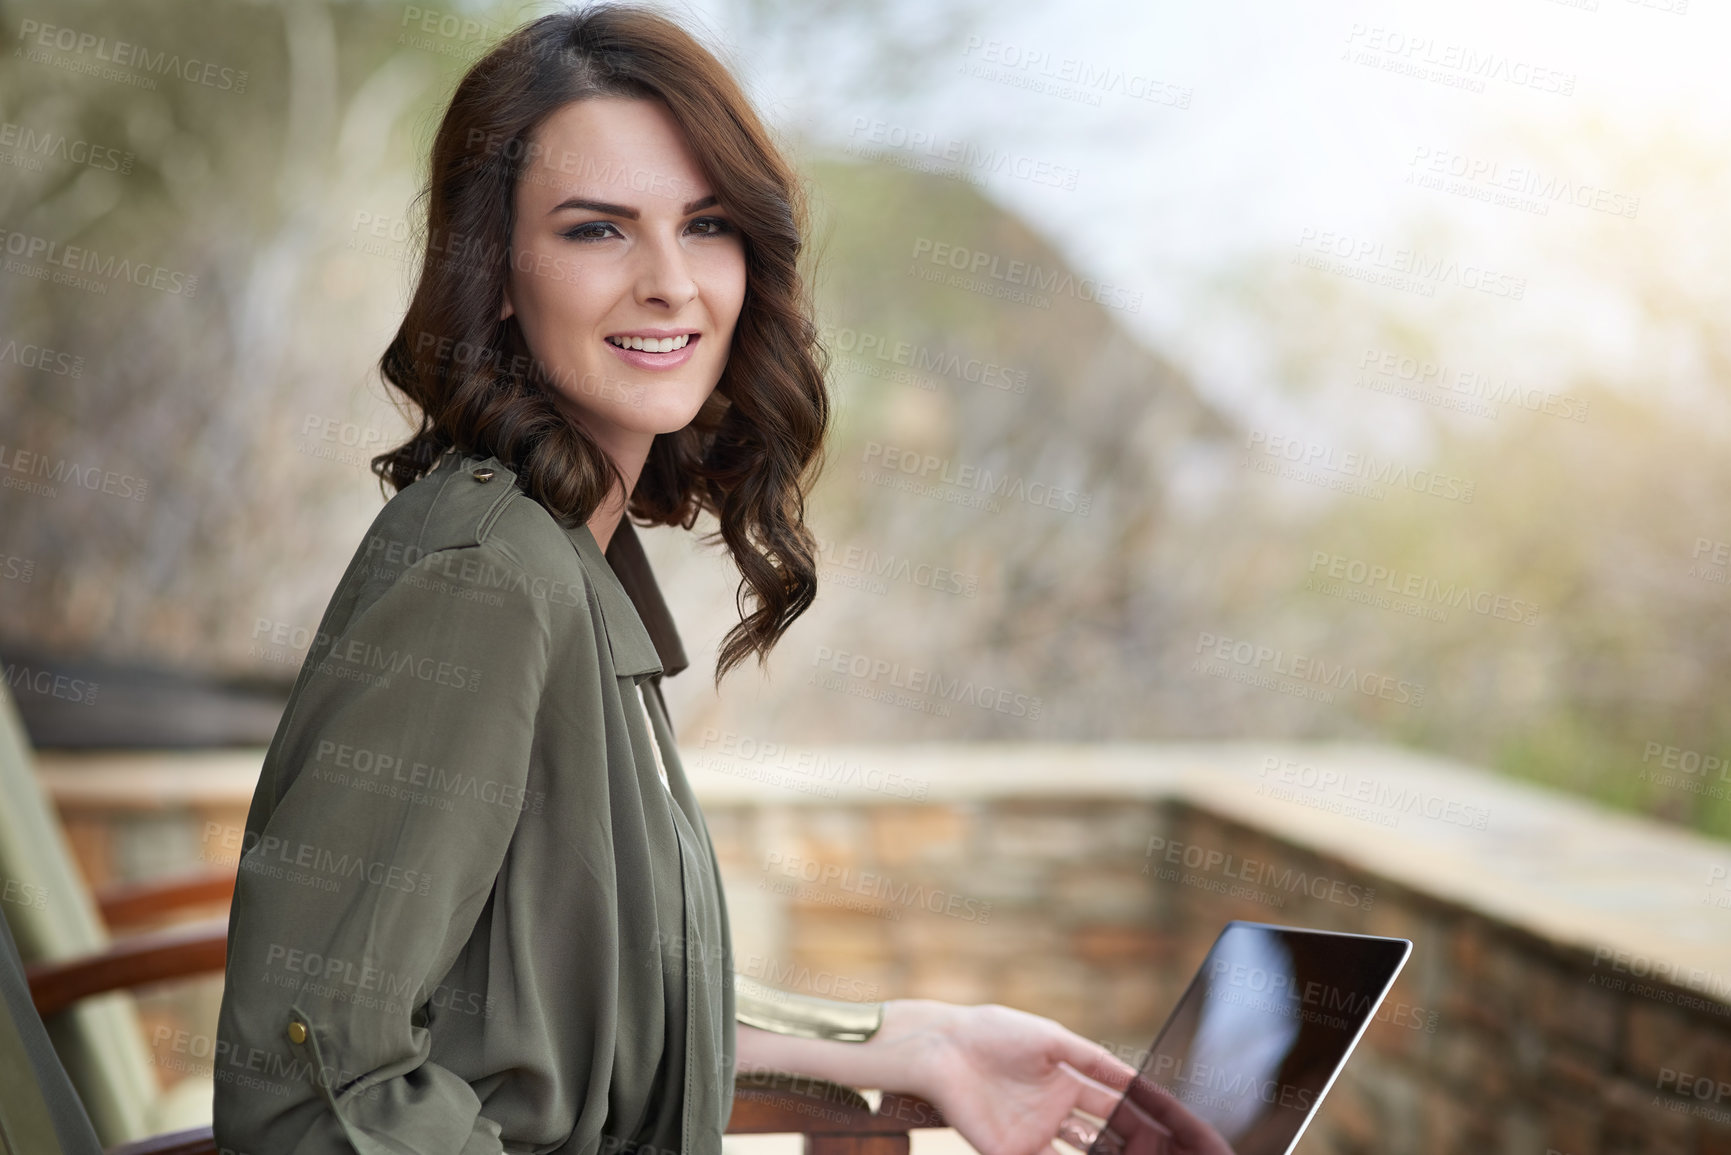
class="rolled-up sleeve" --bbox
[215,540,553,1155]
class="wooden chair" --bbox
[0,680,230,1146]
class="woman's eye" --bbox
[559,218,734,241]
[561,221,619,242]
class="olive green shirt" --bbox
[214,448,735,1155]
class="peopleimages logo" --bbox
[1141,835,1376,910]
[1689,537,1731,588]
[810,645,1043,719]
[207,823,434,897]
[0,444,149,502]
[398,5,506,57]
[1341,23,1576,96]
[1293,227,1525,301]
[1355,347,1589,422]
[2,876,49,911]
[0,120,134,175]
[1244,430,1475,505]
[1641,742,1731,786]
[958,36,1193,110]
[909,236,1143,313]
[309,739,544,815]
[845,117,1081,191]
[818,322,1029,395]
[1,660,99,706]
[1406,146,1639,220]
[0,335,84,377]
[762,851,993,923]
[860,441,1092,517]
[813,534,979,599]
[1208,959,1438,1032]
[1306,550,1539,626]
[0,227,199,297]
[1590,945,1731,1014]
[1257,756,1491,830]
[1145,1051,1315,1114]
[695,727,931,801]
[1193,631,1425,708]
[15,19,250,93]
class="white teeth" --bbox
[606,333,691,353]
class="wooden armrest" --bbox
[730,1068,946,1135]
[26,918,227,1017]
[96,868,236,930]
[90,1073,938,1155]
[105,1126,216,1155]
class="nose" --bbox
[632,228,699,312]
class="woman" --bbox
[213,6,1136,1154]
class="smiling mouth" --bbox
[605,333,696,353]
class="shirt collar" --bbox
[438,449,686,681]
[562,520,668,680]
[600,517,690,680]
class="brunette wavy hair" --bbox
[371,2,829,685]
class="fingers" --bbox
[1053,1035,1140,1127]
[1057,1034,1139,1091]
[1054,1036,1215,1147]
[1056,1112,1103,1152]
[1130,1079,1231,1148]
[1070,1070,1223,1152]
[1109,1094,1177,1155]
[1057,1065,1126,1124]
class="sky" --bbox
[662,0,1731,446]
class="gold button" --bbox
[287,1019,308,1044]
[471,467,495,482]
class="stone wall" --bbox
[702,789,1731,1155]
[1160,802,1731,1155]
[37,742,1731,1153]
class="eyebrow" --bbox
[548,193,719,219]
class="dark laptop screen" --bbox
[1088,922,1410,1155]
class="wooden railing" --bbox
[729,1069,947,1155]
[98,1076,946,1155]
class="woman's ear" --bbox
[499,286,515,322]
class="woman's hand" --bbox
[1103,1081,1237,1155]
[885,999,1146,1155]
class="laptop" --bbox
[1085,920,1412,1155]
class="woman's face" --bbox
[501,96,746,466]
